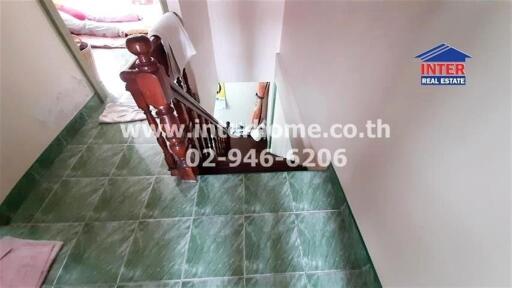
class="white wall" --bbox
[277,1,510,286]
[176,0,285,111]
[207,0,284,82]
[268,85,292,158]
[179,0,218,114]
[213,82,258,126]
[0,1,93,201]
[165,0,181,15]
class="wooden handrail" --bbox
[120,34,230,181]
[124,36,226,133]
[169,82,228,133]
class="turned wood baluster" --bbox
[190,112,205,158]
[198,115,211,157]
[125,35,196,181]
[172,99,199,175]
[120,71,178,176]
[216,123,224,156]
[212,124,220,155]
[224,125,231,155]
[219,126,227,155]
[182,69,200,103]
[217,125,226,156]
[156,104,197,180]
[172,99,191,144]
[205,119,214,154]
[187,109,204,159]
[205,119,216,156]
[212,124,221,156]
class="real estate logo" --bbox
[415,43,471,86]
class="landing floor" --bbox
[1,107,379,288]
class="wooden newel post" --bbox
[126,35,158,73]
[121,71,178,177]
[122,35,197,181]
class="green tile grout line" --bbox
[242,174,247,288]
[42,115,104,287]
[3,173,380,286]
[114,176,157,286]
[1,116,382,287]
[9,209,352,226]
[327,164,383,288]
[0,95,103,225]
[179,175,200,286]
[30,108,102,226]
[286,171,312,288]
[48,126,137,286]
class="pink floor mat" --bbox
[0,237,63,288]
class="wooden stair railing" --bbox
[120,35,305,181]
[120,35,230,181]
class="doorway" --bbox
[45,0,164,103]
[214,81,272,143]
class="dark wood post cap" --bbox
[126,35,157,72]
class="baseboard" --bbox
[0,94,103,225]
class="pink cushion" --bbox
[56,4,87,21]
[56,2,142,23]
[87,13,142,23]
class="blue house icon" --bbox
[415,44,471,62]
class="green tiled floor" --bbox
[0,117,380,287]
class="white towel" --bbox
[99,102,146,123]
[149,12,196,76]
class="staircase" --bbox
[120,35,304,181]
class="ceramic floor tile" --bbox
[128,122,158,145]
[306,265,380,288]
[245,214,304,274]
[287,170,346,211]
[68,145,125,177]
[0,223,82,285]
[158,157,172,176]
[112,145,163,177]
[90,177,154,221]
[36,137,67,170]
[57,221,136,285]
[184,216,244,278]
[141,176,197,219]
[244,173,294,213]
[120,219,191,282]
[54,285,115,288]
[3,113,379,287]
[81,96,103,117]
[91,124,131,145]
[33,178,106,223]
[181,277,244,288]
[117,282,180,288]
[0,225,22,238]
[60,112,89,144]
[245,273,308,288]
[297,208,370,271]
[195,175,244,216]
[69,122,100,145]
[5,170,41,215]
[45,145,86,179]
[11,178,61,223]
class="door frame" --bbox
[38,0,170,102]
